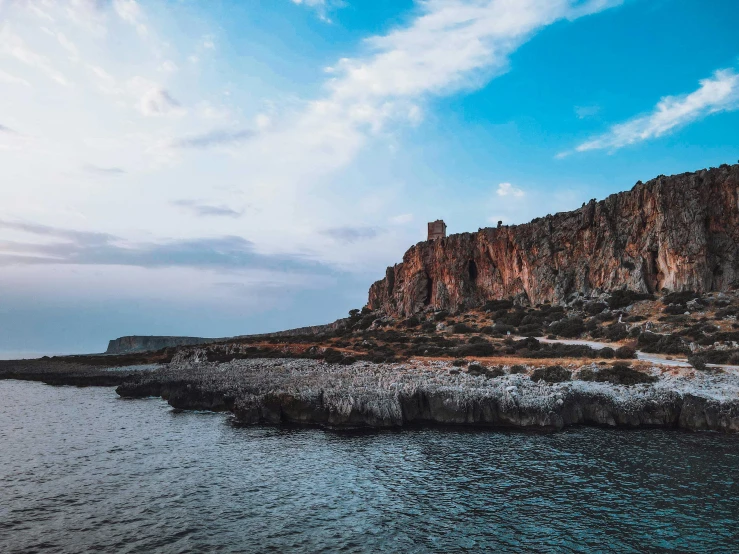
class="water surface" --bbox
[1,380,738,553]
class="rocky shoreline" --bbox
[114,357,739,432]
[4,354,738,433]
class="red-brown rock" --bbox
[368,164,739,317]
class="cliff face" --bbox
[369,164,739,317]
[106,336,216,354]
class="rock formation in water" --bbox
[368,164,739,317]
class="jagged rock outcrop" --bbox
[115,358,739,432]
[368,164,739,317]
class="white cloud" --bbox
[113,0,147,36]
[133,81,184,116]
[55,31,79,60]
[0,25,71,86]
[255,113,271,129]
[160,60,178,73]
[0,68,30,86]
[569,68,739,155]
[0,0,623,277]
[496,182,524,197]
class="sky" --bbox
[0,0,738,356]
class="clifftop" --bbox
[369,164,739,317]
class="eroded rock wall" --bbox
[369,164,739,316]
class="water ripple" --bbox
[1,380,738,553]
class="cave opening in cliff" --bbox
[468,260,478,281]
[425,273,433,305]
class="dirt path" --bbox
[523,336,739,372]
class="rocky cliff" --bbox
[106,336,217,354]
[105,321,350,354]
[369,164,739,317]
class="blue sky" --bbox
[0,0,738,355]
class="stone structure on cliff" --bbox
[369,164,739,317]
[427,219,447,241]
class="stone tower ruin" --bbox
[427,219,447,241]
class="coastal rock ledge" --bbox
[116,358,739,432]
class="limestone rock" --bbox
[368,164,739,317]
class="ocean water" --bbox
[1,380,738,553]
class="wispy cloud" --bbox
[137,87,183,116]
[172,128,256,149]
[0,26,71,86]
[290,0,346,23]
[83,164,126,175]
[172,200,243,218]
[564,68,739,155]
[0,220,315,271]
[0,68,31,86]
[113,0,148,36]
[321,226,380,243]
[0,124,17,134]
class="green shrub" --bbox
[434,310,449,321]
[608,290,654,309]
[637,332,689,355]
[598,347,615,359]
[615,345,637,359]
[531,365,571,383]
[453,323,476,334]
[518,323,543,336]
[585,302,608,315]
[688,355,708,371]
[549,317,585,338]
[663,290,699,305]
[482,299,514,311]
[578,363,656,385]
[467,363,487,375]
[457,343,496,357]
[487,366,505,378]
[605,322,628,341]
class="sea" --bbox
[1,379,738,553]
